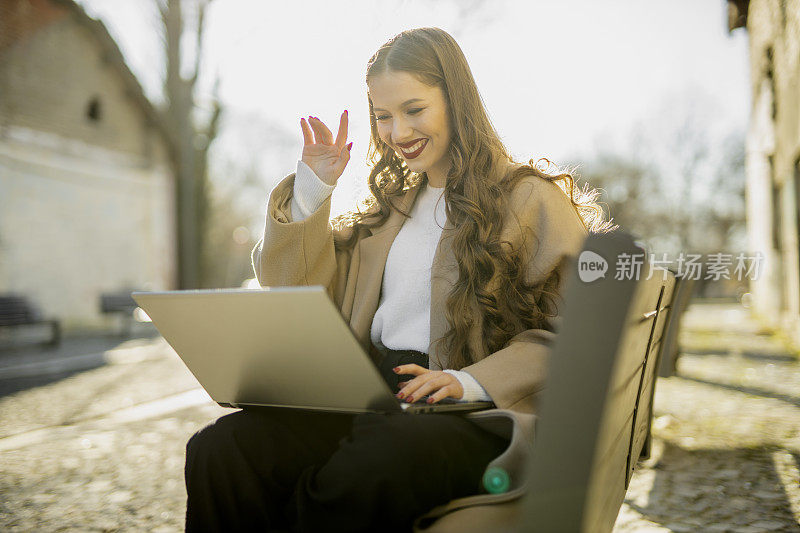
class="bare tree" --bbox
[158,0,221,289]
[202,110,297,288]
[701,131,747,252]
[574,152,661,240]
[664,110,711,252]
[569,93,746,258]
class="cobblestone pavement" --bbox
[0,302,799,531]
[0,337,228,531]
[616,303,800,532]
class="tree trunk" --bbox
[161,0,218,289]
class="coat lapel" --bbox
[348,184,422,348]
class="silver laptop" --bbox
[131,286,493,415]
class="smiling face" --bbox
[368,70,452,184]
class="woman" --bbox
[185,27,614,532]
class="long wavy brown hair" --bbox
[332,27,616,370]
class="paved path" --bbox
[616,303,800,532]
[0,336,227,531]
[0,302,798,531]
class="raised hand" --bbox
[300,110,353,186]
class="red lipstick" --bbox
[397,138,428,160]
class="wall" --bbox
[0,0,176,332]
[745,0,800,342]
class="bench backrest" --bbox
[0,295,37,325]
[521,231,677,532]
[100,293,138,313]
[657,276,695,378]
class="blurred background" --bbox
[0,0,755,333]
[1,0,799,531]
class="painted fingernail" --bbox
[344,109,348,115]
[406,396,414,403]
[396,392,404,399]
[393,367,400,373]
[347,141,353,151]
[426,397,434,404]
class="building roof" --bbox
[1,0,172,151]
[727,0,750,32]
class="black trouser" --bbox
[184,348,508,532]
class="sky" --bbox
[77,0,751,218]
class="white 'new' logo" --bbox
[578,251,608,282]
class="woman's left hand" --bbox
[393,364,464,404]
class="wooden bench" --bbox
[99,291,138,337]
[0,294,61,346]
[521,231,680,531]
[421,231,681,532]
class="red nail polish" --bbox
[393,367,400,373]
[406,396,413,403]
[426,397,434,404]
[347,141,353,151]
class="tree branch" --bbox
[156,0,168,31]
[206,84,222,142]
[190,0,214,87]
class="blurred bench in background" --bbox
[0,294,61,347]
[99,291,138,337]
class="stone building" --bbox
[0,0,177,332]
[729,0,800,342]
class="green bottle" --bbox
[482,466,510,494]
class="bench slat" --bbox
[627,280,677,480]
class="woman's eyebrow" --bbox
[372,98,425,112]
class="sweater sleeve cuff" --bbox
[291,160,336,221]
[442,369,493,403]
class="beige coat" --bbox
[251,168,588,531]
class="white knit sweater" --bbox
[289,160,492,403]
